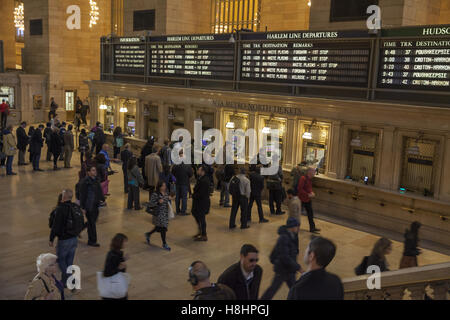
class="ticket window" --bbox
[261,117,286,161]
[0,86,15,108]
[400,137,438,196]
[119,99,137,137]
[347,131,378,184]
[99,97,115,133]
[225,112,249,162]
[169,108,185,139]
[144,105,159,140]
[301,123,330,174]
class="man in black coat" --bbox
[172,151,193,215]
[94,124,106,155]
[79,166,104,247]
[43,122,53,161]
[261,217,302,300]
[192,165,210,241]
[139,137,154,188]
[16,121,28,165]
[288,236,344,300]
[221,164,234,208]
[248,166,269,223]
[30,124,44,171]
[49,127,63,170]
[218,244,263,300]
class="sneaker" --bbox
[259,219,269,223]
[162,244,171,251]
[145,232,151,244]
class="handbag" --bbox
[101,180,109,195]
[146,204,159,216]
[116,137,124,148]
[96,272,130,299]
[168,201,175,220]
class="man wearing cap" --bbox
[188,261,236,300]
[260,217,303,300]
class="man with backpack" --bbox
[49,189,84,287]
[260,217,302,300]
[229,166,251,230]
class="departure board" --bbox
[378,26,450,91]
[239,31,373,87]
[149,34,235,80]
[113,38,146,75]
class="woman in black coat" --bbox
[49,128,63,170]
[400,221,421,269]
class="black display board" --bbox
[377,25,450,91]
[113,37,146,75]
[239,30,374,87]
[148,34,235,80]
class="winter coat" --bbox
[2,131,17,156]
[270,226,301,275]
[78,133,89,153]
[30,129,44,154]
[103,250,126,277]
[266,168,283,191]
[149,191,169,228]
[79,176,104,211]
[43,128,52,145]
[192,175,211,216]
[287,268,344,300]
[218,262,263,300]
[172,163,193,186]
[367,254,389,272]
[145,153,162,187]
[63,131,74,151]
[128,165,144,186]
[193,283,236,300]
[403,230,420,257]
[249,171,264,195]
[223,164,234,182]
[49,131,63,155]
[24,273,62,300]
[139,142,153,168]
[121,149,133,171]
[160,145,172,166]
[93,128,105,147]
[298,175,313,203]
[16,127,28,149]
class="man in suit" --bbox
[30,124,45,172]
[192,165,210,242]
[43,122,53,161]
[218,244,263,300]
[288,236,344,300]
[248,166,269,223]
[16,121,29,165]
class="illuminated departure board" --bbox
[149,34,235,80]
[113,38,146,75]
[378,26,450,91]
[239,31,373,87]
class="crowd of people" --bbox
[1,114,426,300]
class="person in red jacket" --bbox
[298,167,320,234]
[0,99,9,129]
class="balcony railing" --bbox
[343,262,450,300]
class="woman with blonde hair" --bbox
[24,253,64,300]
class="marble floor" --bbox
[1,149,449,300]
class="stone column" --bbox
[184,105,194,136]
[377,126,396,190]
[113,97,120,129]
[438,134,450,202]
[137,100,146,139]
[327,120,342,179]
[89,94,98,127]
[247,112,258,161]
[158,102,169,145]
[284,118,295,170]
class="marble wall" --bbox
[260,0,310,31]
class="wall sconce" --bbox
[99,104,107,110]
[226,122,235,129]
[262,127,271,134]
[303,120,316,140]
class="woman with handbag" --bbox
[99,233,130,300]
[95,153,109,197]
[127,156,144,210]
[113,127,124,159]
[145,180,173,251]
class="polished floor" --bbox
[1,149,449,300]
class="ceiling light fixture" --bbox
[89,0,100,28]
[14,3,24,31]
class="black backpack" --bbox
[65,203,85,237]
[229,176,241,197]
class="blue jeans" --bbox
[32,151,41,170]
[56,237,78,286]
[6,156,14,174]
[175,184,189,214]
[220,181,230,206]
